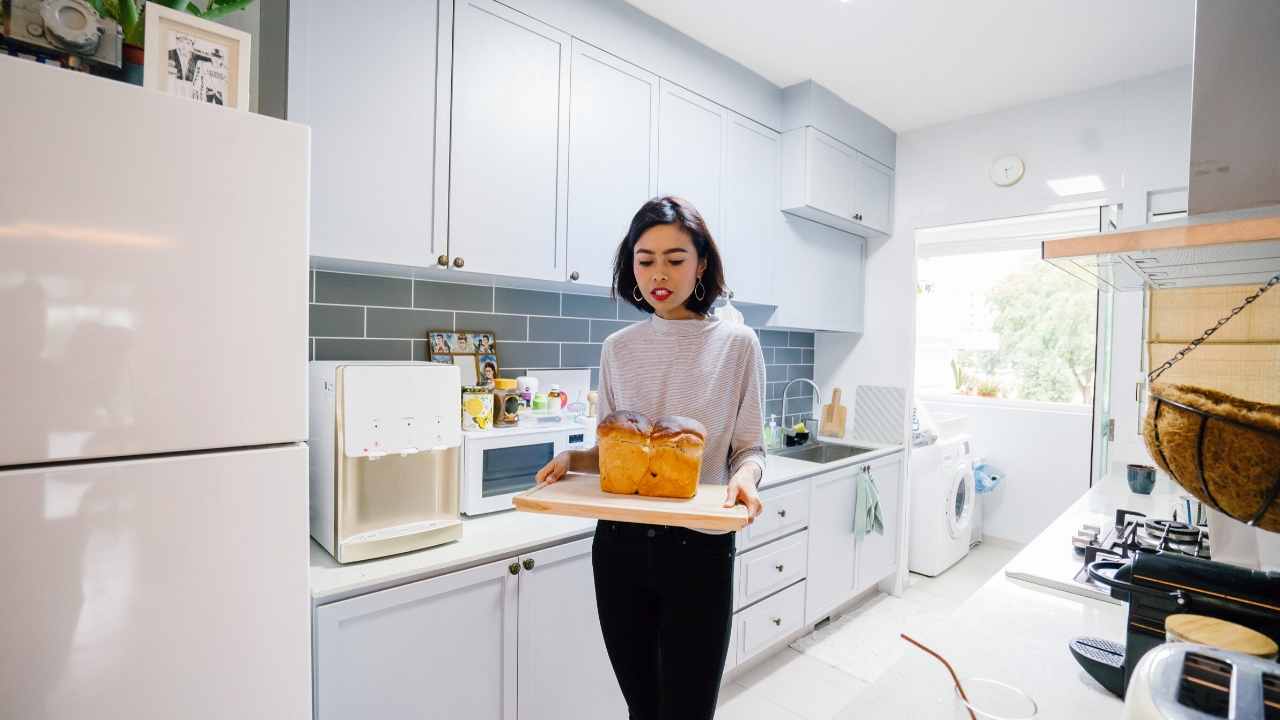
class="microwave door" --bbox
[465,435,563,515]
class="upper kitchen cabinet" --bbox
[288,0,444,267]
[565,40,659,288]
[449,0,571,281]
[657,80,727,233]
[770,216,865,333]
[781,126,894,238]
[720,112,781,306]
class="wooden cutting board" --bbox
[513,473,750,531]
[821,388,847,438]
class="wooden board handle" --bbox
[831,388,842,404]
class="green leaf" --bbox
[199,0,256,21]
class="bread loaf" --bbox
[598,411,652,494]
[597,411,706,498]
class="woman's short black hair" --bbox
[611,196,726,316]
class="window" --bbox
[915,209,1103,405]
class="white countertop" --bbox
[839,474,1189,719]
[309,441,903,603]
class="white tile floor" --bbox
[715,540,1023,720]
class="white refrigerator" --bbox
[0,57,312,718]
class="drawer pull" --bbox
[775,564,785,572]
[771,617,782,626]
[778,509,787,518]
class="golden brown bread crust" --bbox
[597,410,653,442]
[639,440,702,498]
[650,415,707,444]
[599,434,650,495]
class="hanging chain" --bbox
[1149,272,1280,381]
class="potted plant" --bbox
[88,0,256,84]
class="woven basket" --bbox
[1143,383,1280,532]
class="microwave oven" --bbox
[461,422,592,516]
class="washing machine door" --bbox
[944,463,976,539]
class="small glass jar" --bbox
[493,379,521,427]
[461,385,494,431]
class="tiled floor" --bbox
[715,540,1023,720]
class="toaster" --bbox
[1123,642,1278,719]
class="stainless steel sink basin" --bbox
[772,443,875,464]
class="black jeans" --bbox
[591,520,736,720]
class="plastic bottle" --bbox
[766,415,781,450]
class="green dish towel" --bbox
[854,470,884,539]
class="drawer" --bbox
[737,480,810,550]
[735,531,807,611]
[737,580,806,662]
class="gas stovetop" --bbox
[1070,509,1211,593]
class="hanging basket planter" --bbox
[1141,273,1280,532]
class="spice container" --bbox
[547,385,564,416]
[461,385,494,430]
[493,378,521,427]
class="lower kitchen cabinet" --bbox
[314,538,621,720]
[854,453,903,594]
[314,557,518,720]
[735,580,807,663]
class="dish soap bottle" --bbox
[766,415,781,450]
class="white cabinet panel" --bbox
[770,218,865,333]
[721,112,781,305]
[805,129,856,219]
[737,480,810,551]
[517,539,626,720]
[854,454,903,593]
[450,0,570,281]
[851,152,893,236]
[315,557,518,720]
[805,467,857,624]
[288,0,438,266]
[566,40,658,287]
[737,580,806,663]
[658,79,726,232]
[735,530,808,611]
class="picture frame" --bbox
[143,4,251,110]
[429,330,500,386]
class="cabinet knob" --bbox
[570,271,580,281]
[523,558,535,571]
[775,564,784,573]
[437,254,449,267]
[853,212,863,221]
[453,256,465,269]
[509,562,520,575]
[771,617,782,626]
[778,508,787,518]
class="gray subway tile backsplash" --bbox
[589,319,631,343]
[500,341,561,369]
[366,307,453,339]
[315,338,410,361]
[495,287,560,316]
[308,273,814,394]
[562,293,619,319]
[315,271,412,307]
[309,304,364,338]
[414,280,493,312]
[529,316,589,342]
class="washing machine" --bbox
[908,434,977,577]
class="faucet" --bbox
[780,378,822,437]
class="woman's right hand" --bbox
[535,451,572,485]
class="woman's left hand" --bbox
[723,466,764,523]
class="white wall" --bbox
[815,67,1193,554]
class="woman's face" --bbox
[633,224,705,318]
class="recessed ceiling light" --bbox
[1046,174,1106,196]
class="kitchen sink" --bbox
[772,443,876,464]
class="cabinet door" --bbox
[517,538,627,720]
[315,557,518,720]
[806,128,856,220]
[288,0,437,266]
[855,454,902,593]
[770,218,865,332]
[657,80,726,232]
[804,468,858,625]
[450,0,570,280]
[721,112,780,305]
[566,40,658,287]
[850,152,893,236]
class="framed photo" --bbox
[144,4,251,110]
[428,329,500,386]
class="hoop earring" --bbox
[633,286,644,303]
[694,279,706,302]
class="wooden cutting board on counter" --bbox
[513,473,750,531]
[821,388,847,438]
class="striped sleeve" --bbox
[727,332,767,485]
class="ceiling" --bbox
[624,0,1195,132]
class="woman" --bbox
[534,196,766,720]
